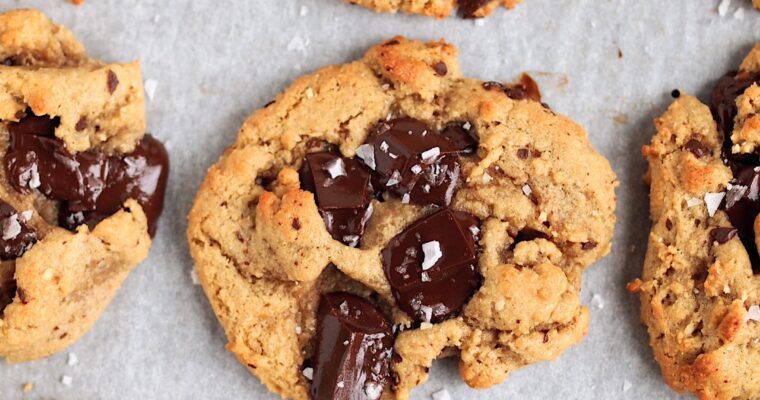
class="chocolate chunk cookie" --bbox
[0,9,169,362]
[187,37,616,400]
[632,43,760,400]
[344,0,523,19]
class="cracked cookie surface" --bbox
[633,43,760,400]
[343,0,522,19]
[187,36,616,400]
[0,9,169,362]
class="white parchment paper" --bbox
[0,0,759,398]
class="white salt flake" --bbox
[522,184,533,197]
[20,210,32,222]
[386,170,402,186]
[421,272,431,282]
[421,241,442,271]
[364,382,383,400]
[591,294,605,309]
[190,268,200,285]
[2,214,21,240]
[61,375,72,386]
[421,147,440,161]
[704,192,725,217]
[343,235,360,247]
[718,0,731,16]
[295,325,302,335]
[355,144,376,170]
[67,353,78,366]
[144,79,158,101]
[324,158,347,179]
[432,388,452,400]
[622,379,632,392]
[745,305,760,323]
[475,18,485,27]
[411,165,422,174]
[462,122,472,131]
[482,172,492,184]
[299,5,309,16]
[339,301,349,315]
[686,197,703,207]
[380,141,389,152]
[302,367,313,380]
[28,165,41,189]
[419,305,433,322]
[401,193,410,204]
[287,34,310,54]
[734,7,745,19]
[469,225,480,237]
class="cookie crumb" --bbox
[67,352,78,366]
[432,388,452,400]
[591,293,605,309]
[22,382,32,392]
[61,375,72,386]
[622,379,632,392]
[144,79,158,102]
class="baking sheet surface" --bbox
[1,0,759,398]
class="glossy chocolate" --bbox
[458,0,490,18]
[441,122,478,154]
[381,208,481,323]
[4,112,169,236]
[310,292,393,400]
[709,71,760,269]
[360,118,461,207]
[0,200,38,261]
[482,74,542,103]
[299,152,374,247]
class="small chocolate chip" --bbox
[671,89,681,98]
[458,0,490,18]
[264,100,276,107]
[292,218,302,230]
[107,70,119,94]
[684,139,709,158]
[483,81,505,91]
[433,61,448,77]
[543,331,550,343]
[75,116,87,132]
[666,219,673,230]
[384,39,400,46]
[710,227,738,244]
[581,241,598,251]
[0,200,38,260]
[17,287,28,304]
[517,148,529,159]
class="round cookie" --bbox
[344,0,522,19]
[632,43,760,400]
[0,9,169,362]
[187,37,616,399]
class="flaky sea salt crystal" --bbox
[355,144,376,170]
[419,305,433,322]
[323,158,347,179]
[421,241,442,270]
[482,172,492,184]
[421,147,440,161]
[302,367,313,380]
[386,170,402,186]
[67,353,78,366]
[704,192,725,217]
[2,214,21,240]
[401,193,410,204]
[28,165,41,189]
[432,388,452,400]
[745,305,760,323]
[61,375,72,386]
[522,184,533,197]
[622,379,632,392]
[718,0,731,16]
[411,165,422,174]
[380,141,389,152]
[364,382,382,400]
[20,210,32,222]
[591,294,605,309]
[144,79,158,101]
[190,268,200,285]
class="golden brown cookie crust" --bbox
[0,9,153,363]
[188,36,616,399]
[344,0,522,19]
[635,43,760,400]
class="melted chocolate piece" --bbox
[0,200,38,261]
[482,75,542,103]
[709,71,760,270]
[433,62,448,77]
[299,152,374,247]
[382,209,481,323]
[685,139,710,158]
[360,118,461,207]
[310,292,393,400]
[458,0,490,18]
[441,122,478,154]
[4,112,169,236]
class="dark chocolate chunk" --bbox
[107,70,119,94]
[671,89,681,98]
[709,71,760,270]
[441,122,478,154]
[358,118,461,207]
[4,112,169,236]
[310,292,393,400]
[504,74,542,103]
[2,57,17,66]
[517,148,530,159]
[433,62,448,77]
[299,152,374,247]
[0,200,38,261]
[458,0,490,18]
[581,241,598,250]
[685,139,709,158]
[710,227,738,245]
[382,209,481,323]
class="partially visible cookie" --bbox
[344,0,523,19]
[188,36,616,399]
[633,43,760,399]
[0,9,169,362]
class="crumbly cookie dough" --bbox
[188,36,616,399]
[632,43,760,400]
[344,0,522,19]
[0,9,168,362]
